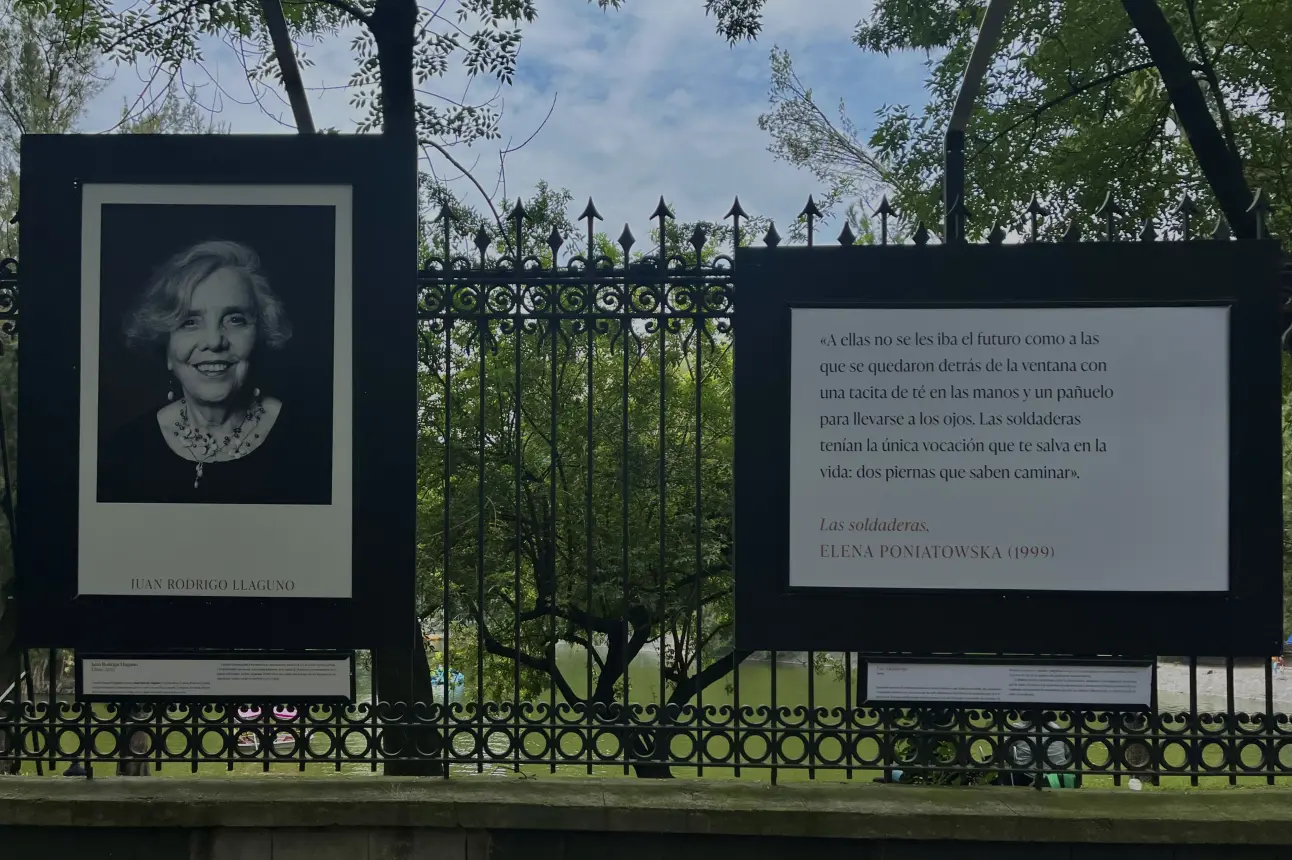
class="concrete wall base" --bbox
[1,777,1288,859]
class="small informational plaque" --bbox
[76,653,354,701]
[865,660,1153,707]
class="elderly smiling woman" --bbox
[100,240,324,505]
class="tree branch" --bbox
[565,632,607,672]
[496,90,557,203]
[309,0,371,26]
[97,0,209,56]
[666,648,753,708]
[422,138,507,246]
[481,630,579,704]
[973,61,1157,156]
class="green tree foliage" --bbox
[418,182,784,772]
[756,47,892,231]
[415,183,749,773]
[0,0,105,256]
[862,0,1290,240]
[748,1,1289,242]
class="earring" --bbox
[253,387,261,398]
[166,383,175,402]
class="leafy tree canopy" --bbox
[748,1,1289,241]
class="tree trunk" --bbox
[259,0,315,133]
[371,0,418,143]
[373,620,446,775]
[1122,0,1255,237]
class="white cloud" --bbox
[82,0,930,238]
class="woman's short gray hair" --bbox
[124,240,292,353]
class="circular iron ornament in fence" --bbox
[1156,740,1192,772]
[482,728,516,760]
[553,728,587,762]
[338,729,377,759]
[774,731,811,767]
[691,729,732,766]
[736,732,774,766]
[848,734,882,769]
[1234,740,1272,771]
[305,728,340,759]
[195,728,228,757]
[585,728,621,762]
[1195,740,1234,773]
[1121,741,1153,771]
[808,734,847,768]
[449,726,486,759]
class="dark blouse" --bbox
[97,403,332,506]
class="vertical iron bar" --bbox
[548,291,559,777]
[806,650,815,779]
[513,287,523,774]
[1031,704,1044,791]
[656,284,667,774]
[770,650,778,785]
[693,316,704,778]
[441,318,453,776]
[1189,656,1199,786]
[476,313,487,774]
[1149,660,1159,786]
[843,651,854,780]
[584,274,596,776]
[1071,705,1084,788]
[47,648,56,771]
[697,322,708,774]
[1264,656,1275,785]
[1110,699,1122,788]
[620,254,632,776]
[1226,655,1236,785]
[439,213,455,778]
[155,698,165,775]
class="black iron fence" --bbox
[0,193,1289,786]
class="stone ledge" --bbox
[0,777,1289,845]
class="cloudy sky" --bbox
[82,0,930,235]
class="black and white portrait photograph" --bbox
[94,203,335,506]
[19,133,412,646]
[75,183,355,599]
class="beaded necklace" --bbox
[172,398,266,489]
